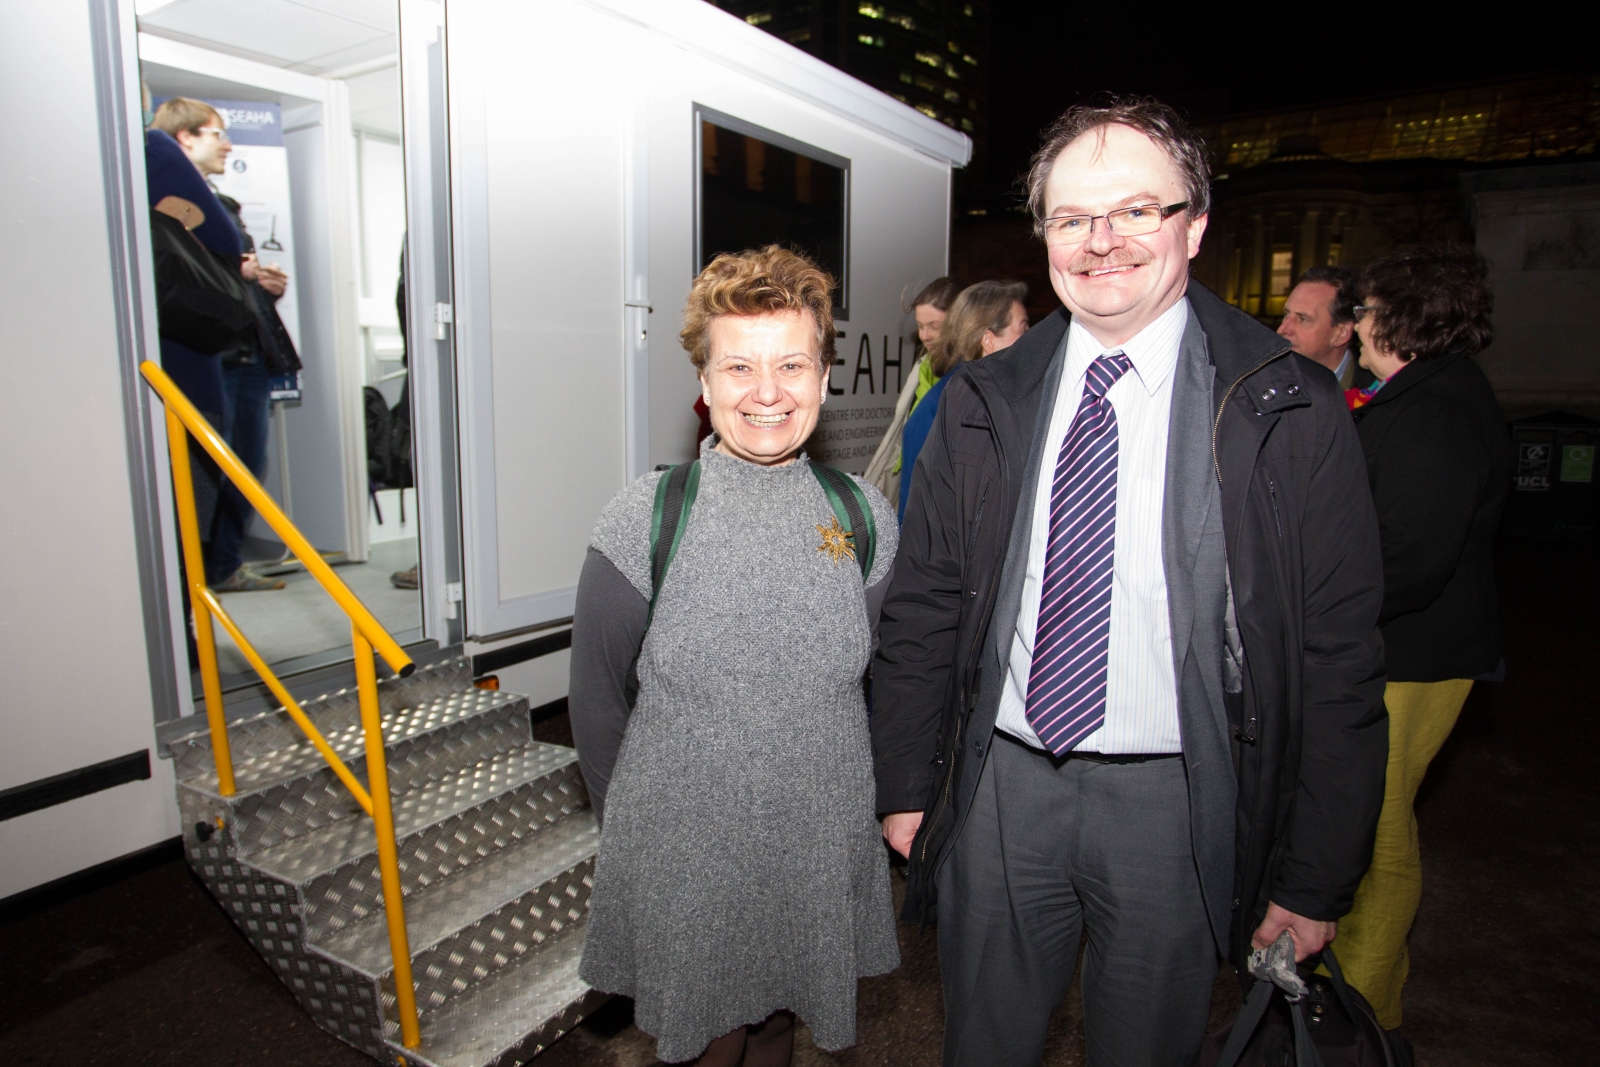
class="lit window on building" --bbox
[944,88,960,103]
[787,29,811,43]
[916,104,939,120]
[948,41,959,52]
[744,12,772,25]
[858,34,884,46]
[1327,243,1342,266]
[915,50,941,67]
[899,71,913,84]
[889,13,915,30]
[963,53,979,66]
[944,64,960,80]
[961,117,974,132]
[859,2,884,18]
[914,75,936,92]
[1269,248,1294,304]
[963,3,974,14]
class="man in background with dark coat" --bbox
[871,99,1389,1066]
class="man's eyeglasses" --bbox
[194,126,232,142]
[1041,202,1188,246]
[1352,305,1379,323]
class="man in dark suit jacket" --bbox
[1278,265,1375,392]
[872,99,1389,1066]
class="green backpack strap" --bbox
[810,461,876,582]
[648,460,701,619]
[648,459,874,615]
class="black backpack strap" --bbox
[1213,978,1276,1067]
[648,460,701,617]
[810,461,876,581]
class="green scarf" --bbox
[892,354,943,474]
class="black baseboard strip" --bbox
[473,628,572,676]
[0,836,184,926]
[530,697,568,723]
[0,750,152,823]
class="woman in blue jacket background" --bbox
[899,280,1030,521]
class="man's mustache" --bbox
[1065,249,1153,275]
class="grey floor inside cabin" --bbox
[213,537,421,675]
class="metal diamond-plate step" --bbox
[246,744,587,942]
[186,688,528,797]
[181,692,535,858]
[169,656,476,782]
[385,922,604,1067]
[315,811,598,1013]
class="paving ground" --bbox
[2,537,1594,1065]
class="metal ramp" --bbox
[169,657,602,1067]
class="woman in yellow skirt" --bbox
[1340,244,1511,1029]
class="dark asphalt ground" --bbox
[2,537,1594,1066]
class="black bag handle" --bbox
[1213,979,1275,1067]
[1214,971,1329,1067]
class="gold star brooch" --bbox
[816,516,856,566]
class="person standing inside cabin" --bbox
[898,280,1029,522]
[864,276,961,501]
[872,99,1389,1066]
[153,97,291,593]
[569,245,900,1066]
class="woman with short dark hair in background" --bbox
[898,280,1029,521]
[1337,244,1511,1032]
[864,276,962,501]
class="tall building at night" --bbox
[706,1,989,196]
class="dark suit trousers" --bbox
[936,733,1217,1067]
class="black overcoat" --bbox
[871,283,1389,966]
[1351,352,1511,681]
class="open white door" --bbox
[445,0,642,640]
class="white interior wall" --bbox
[0,0,180,898]
[358,131,408,407]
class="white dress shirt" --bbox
[994,298,1188,753]
[1334,349,1354,390]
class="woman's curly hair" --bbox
[680,245,836,374]
[1358,244,1494,362]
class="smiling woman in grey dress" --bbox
[568,246,900,1066]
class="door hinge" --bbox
[432,302,454,341]
[443,581,463,619]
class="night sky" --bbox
[979,5,1598,200]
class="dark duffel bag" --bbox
[150,208,255,356]
[1200,941,1412,1067]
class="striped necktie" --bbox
[1025,352,1132,755]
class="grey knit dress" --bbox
[577,438,900,1061]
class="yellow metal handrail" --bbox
[140,360,422,1049]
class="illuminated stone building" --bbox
[705,1,991,192]
[1191,74,1600,321]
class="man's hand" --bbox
[240,251,260,282]
[256,262,289,298]
[882,811,923,859]
[1252,901,1337,961]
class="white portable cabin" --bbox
[4,6,964,1049]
